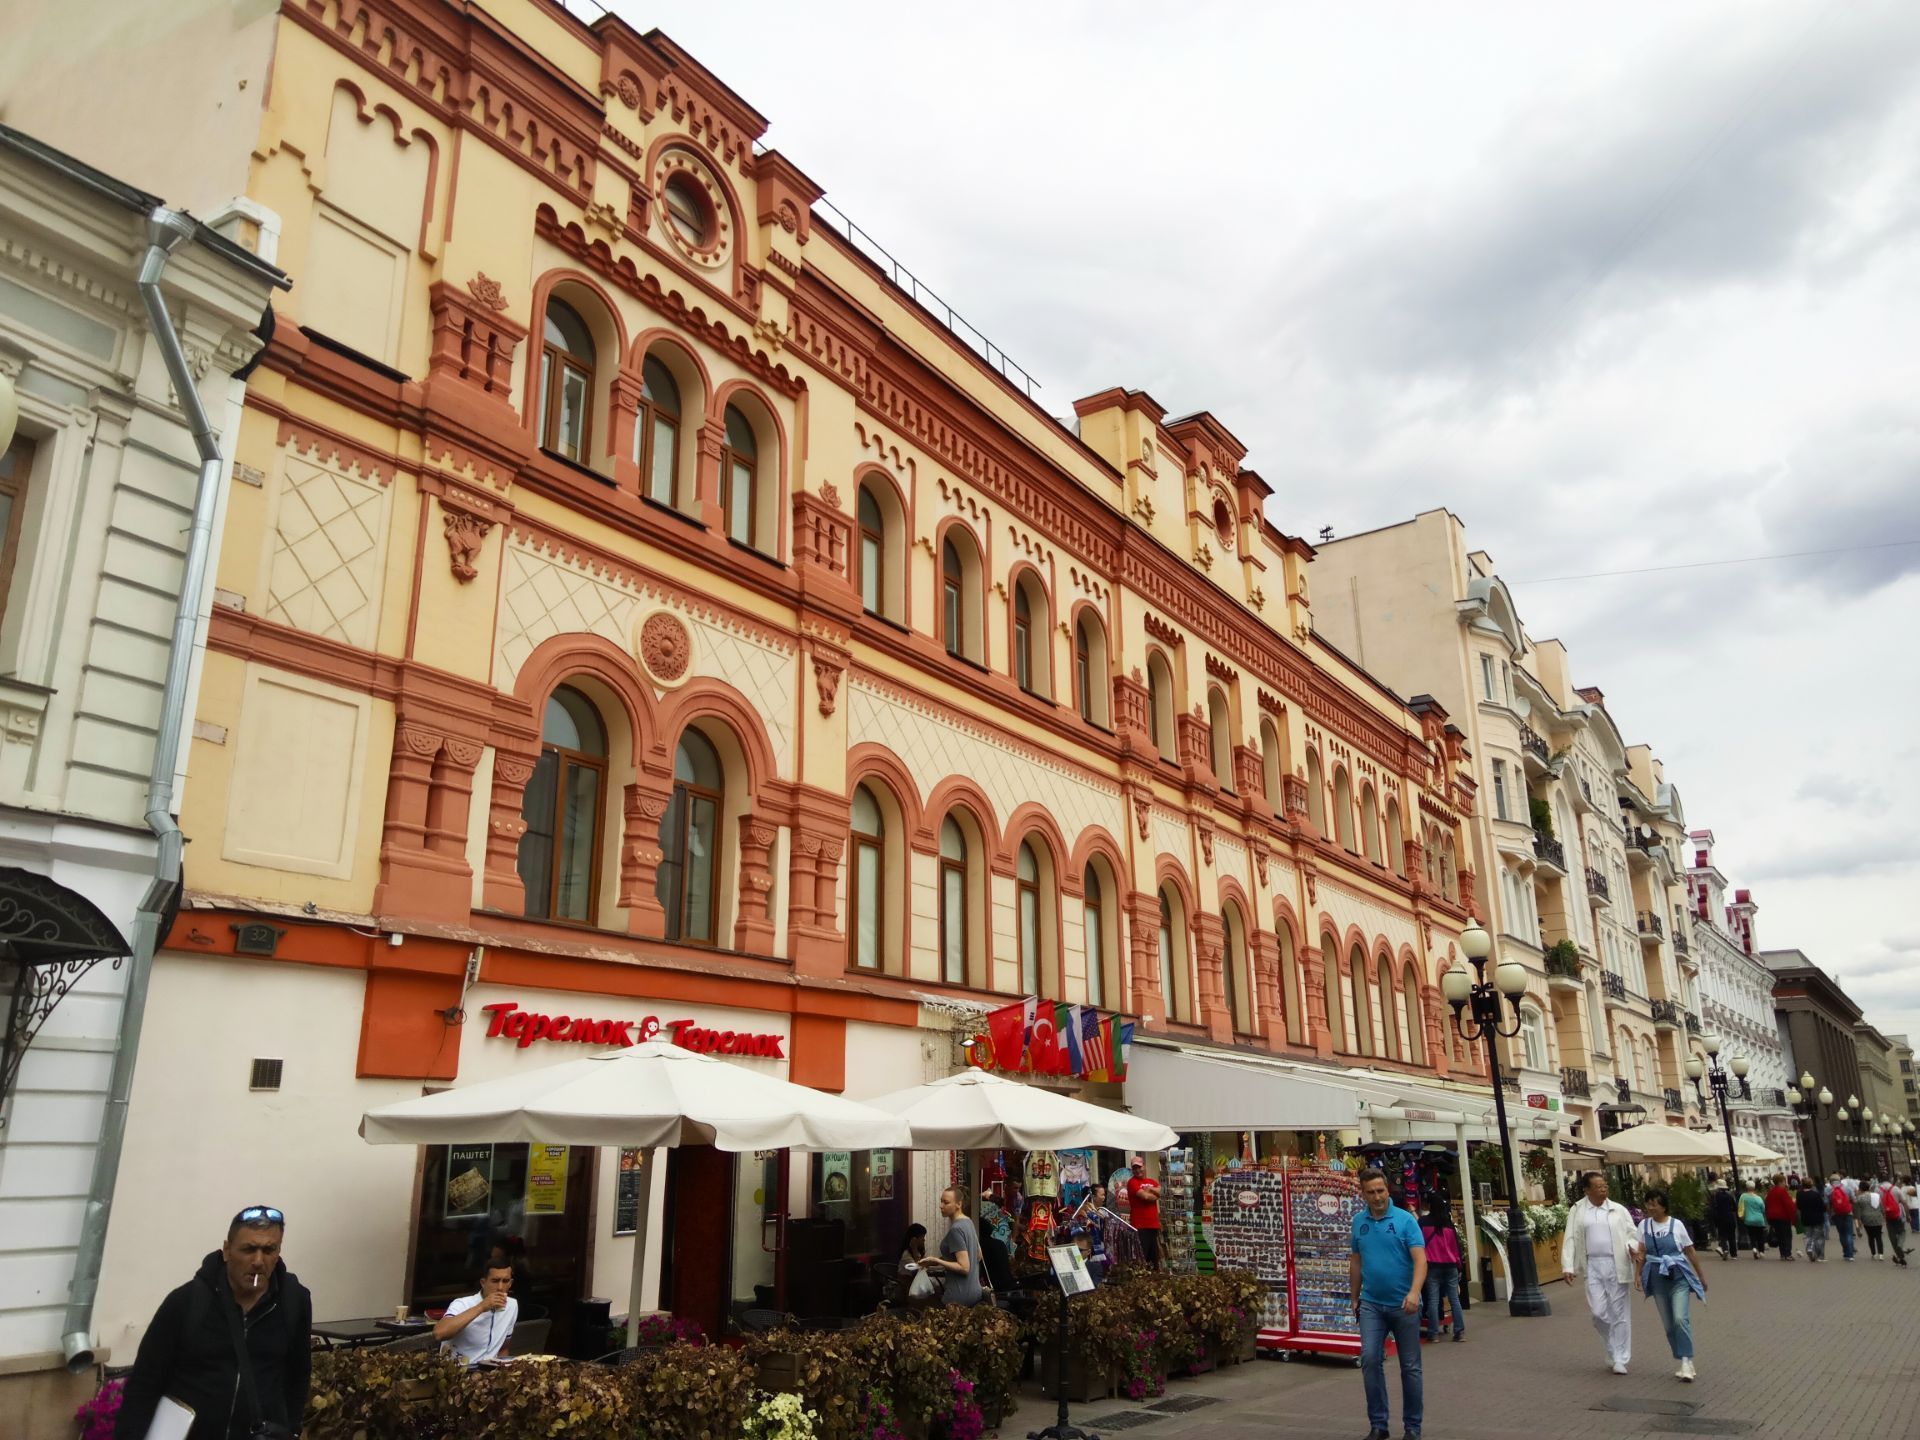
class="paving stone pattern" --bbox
[1006,1249,1920,1438]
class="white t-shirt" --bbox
[1842,1177,1860,1197]
[1641,1217,1692,1250]
[1901,1185,1918,1212]
[1858,1189,1882,1215]
[1580,1201,1615,1265]
[442,1293,518,1365]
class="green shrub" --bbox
[618,1340,757,1440]
[304,1348,461,1440]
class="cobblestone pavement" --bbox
[1008,1248,1920,1438]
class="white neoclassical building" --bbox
[1685,831,1802,1175]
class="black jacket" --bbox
[117,1251,312,1440]
[1797,1187,1827,1225]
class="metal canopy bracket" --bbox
[0,866,134,1115]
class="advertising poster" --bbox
[445,1144,494,1219]
[870,1150,894,1201]
[614,1148,645,1235]
[524,1143,570,1215]
[821,1151,852,1203]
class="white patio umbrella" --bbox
[1718,1132,1786,1166]
[1595,1121,1725,1164]
[856,1068,1178,1152]
[360,1041,910,1323]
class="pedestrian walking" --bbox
[1737,1182,1767,1258]
[1796,1176,1827,1262]
[1763,1175,1796,1259]
[1828,1176,1857,1261]
[1633,1188,1708,1383]
[1707,1181,1737,1260]
[1858,1179,1887,1260]
[1561,1170,1643,1376]
[927,1186,987,1305]
[116,1204,311,1440]
[1901,1177,1919,1232]
[1349,1168,1427,1440]
[1878,1180,1909,1267]
[1418,1197,1465,1342]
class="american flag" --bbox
[1081,1009,1109,1080]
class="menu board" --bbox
[614,1148,645,1235]
[1208,1169,1289,1334]
[445,1144,494,1219]
[1286,1169,1362,1339]
[524,1143,570,1215]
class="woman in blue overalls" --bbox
[1633,1187,1709,1383]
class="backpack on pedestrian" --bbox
[1830,1187,1853,1217]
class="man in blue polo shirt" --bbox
[1349,1168,1427,1440]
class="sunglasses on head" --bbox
[234,1205,285,1226]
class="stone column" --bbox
[733,813,780,954]
[480,750,535,913]
[619,777,673,938]
[1123,889,1164,1022]
[1193,911,1229,1043]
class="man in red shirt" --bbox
[1763,1175,1797,1259]
[1125,1155,1163,1269]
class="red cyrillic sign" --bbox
[481,1002,785,1059]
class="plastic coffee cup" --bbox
[394,1304,410,1323]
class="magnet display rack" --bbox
[1158,1147,1198,1273]
[1205,1168,1290,1346]
[1276,1167,1364,1359]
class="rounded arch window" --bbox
[858,486,884,614]
[518,685,607,923]
[1082,861,1109,1008]
[637,353,681,505]
[538,298,596,462]
[1016,841,1044,995]
[1014,586,1035,693]
[720,405,759,547]
[658,729,724,944]
[662,172,714,248]
[938,815,970,985]
[849,783,885,973]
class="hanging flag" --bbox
[1028,1005,1060,1075]
[1052,1002,1076,1075]
[1064,1004,1086,1075]
[1080,1007,1107,1080]
[1111,1019,1135,1082]
[985,1001,1027,1074]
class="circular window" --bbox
[662,173,713,249]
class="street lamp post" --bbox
[1835,1096,1864,1174]
[1786,1072,1832,1178]
[1442,918,1550,1317]
[1684,1035,1750,1192]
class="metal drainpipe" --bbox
[61,208,226,1371]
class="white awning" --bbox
[1128,1041,1362,1131]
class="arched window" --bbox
[1402,963,1426,1064]
[849,784,884,972]
[1361,784,1382,864]
[1016,840,1055,996]
[1259,718,1285,808]
[1279,923,1303,1045]
[1073,614,1110,726]
[518,684,607,922]
[938,529,985,663]
[1157,885,1191,1023]
[1306,749,1326,836]
[1348,945,1372,1056]
[658,729,724,944]
[538,299,595,461]
[1333,769,1357,852]
[938,816,969,985]
[1083,861,1112,1008]
[719,404,758,547]
[1146,652,1176,761]
[857,485,885,615]
[1207,686,1232,789]
[1321,932,1345,1050]
[1221,906,1251,1034]
[1386,798,1405,877]
[1378,955,1401,1061]
[636,353,680,504]
[1011,577,1052,697]
[1519,1007,1547,1072]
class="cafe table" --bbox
[311,1316,432,1348]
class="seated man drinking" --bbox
[434,1257,518,1365]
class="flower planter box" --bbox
[1037,1347,1111,1403]
[1229,1334,1258,1365]
[1174,1352,1216,1378]
[753,1351,802,1395]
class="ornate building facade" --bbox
[7,0,1486,1366]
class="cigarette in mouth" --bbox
[251,1274,259,1290]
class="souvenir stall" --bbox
[1199,1159,1365,1359]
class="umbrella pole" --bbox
[1030,1284,1095,1440]
[627,1147,657,1333]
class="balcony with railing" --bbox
[1544,943,1583,989]
[1673,926,1690,957]
[1499,1074,1522,1093]
[1602,971,1627,1002]
[1684,1011,1702,1035]
[1586,867,1611,903]
[1520,726,1551,771]
[1561,1066,1592,1098]
[1651,998,1681,1028]
[1532,831,1568,872]
[1767,1087,1787,1107]
[1664,1087,1684,1113]
[1637,912,1664,938]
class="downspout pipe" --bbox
[62,209,226,1371]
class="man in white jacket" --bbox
[1561,1170,1643,1374]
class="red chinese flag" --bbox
[986,1002,1028,1074]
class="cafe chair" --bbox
[514,1317,552,1354]
[739,1308,789,1334]
[380,1330,439,1353]
[593,1346,647,1366]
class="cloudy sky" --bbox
[630,1,1920,1053]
